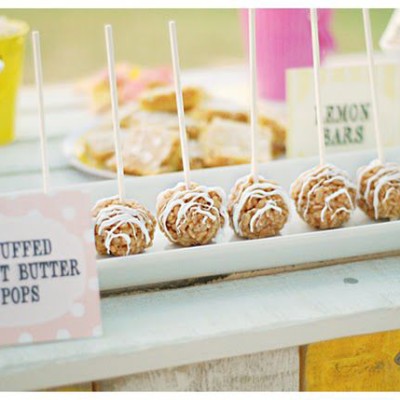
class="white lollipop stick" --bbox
[309,9,326,166]
[105,24,125,201]
[32,31,50,194]
[248,9,258,179]
[169,21,191,189]
[363,8,384,164]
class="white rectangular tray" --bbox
[69,147,400,292]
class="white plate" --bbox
[65,147,400,292]
[62,67,284,181]
[63,126,117,179]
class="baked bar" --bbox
[139,86,203,112]
[122,109,204,139]
[192,97,248,123]
[199,118,272,168]
[106,126,181,175]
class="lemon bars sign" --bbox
[286,63,400,158]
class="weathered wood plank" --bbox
[0,167,102,194]
[301,330,400,391]
[3,260,400,390]
[0,137,69,175]
[95,347,299,391]
[16,84,92,140]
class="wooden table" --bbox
[1,64,400,392]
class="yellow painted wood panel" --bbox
[302,330,400,391]
[45,383,93,391]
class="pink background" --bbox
[240,9,335,101]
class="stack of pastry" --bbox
[78,85,288,176]
[193,97,287,159]
[199,118,272,167]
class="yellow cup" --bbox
[0,19,29,145]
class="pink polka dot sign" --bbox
[0,189,101,347]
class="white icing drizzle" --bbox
[157,182,227,243]
[320,188,353,222]
[94,202,152,255]
[92,195,119,212]
[357,159,400,219]
[231,175,290,235]
[291,164,355,223]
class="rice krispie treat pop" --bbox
[92,196,155,256]
[356,9,400,221]
[156,21,226,247]
[227,10,289,239]
[291,164,356,229]
[290,9,356,229]
[157,182,226,246]
[357,161,400,220]
[93,25,155,257]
